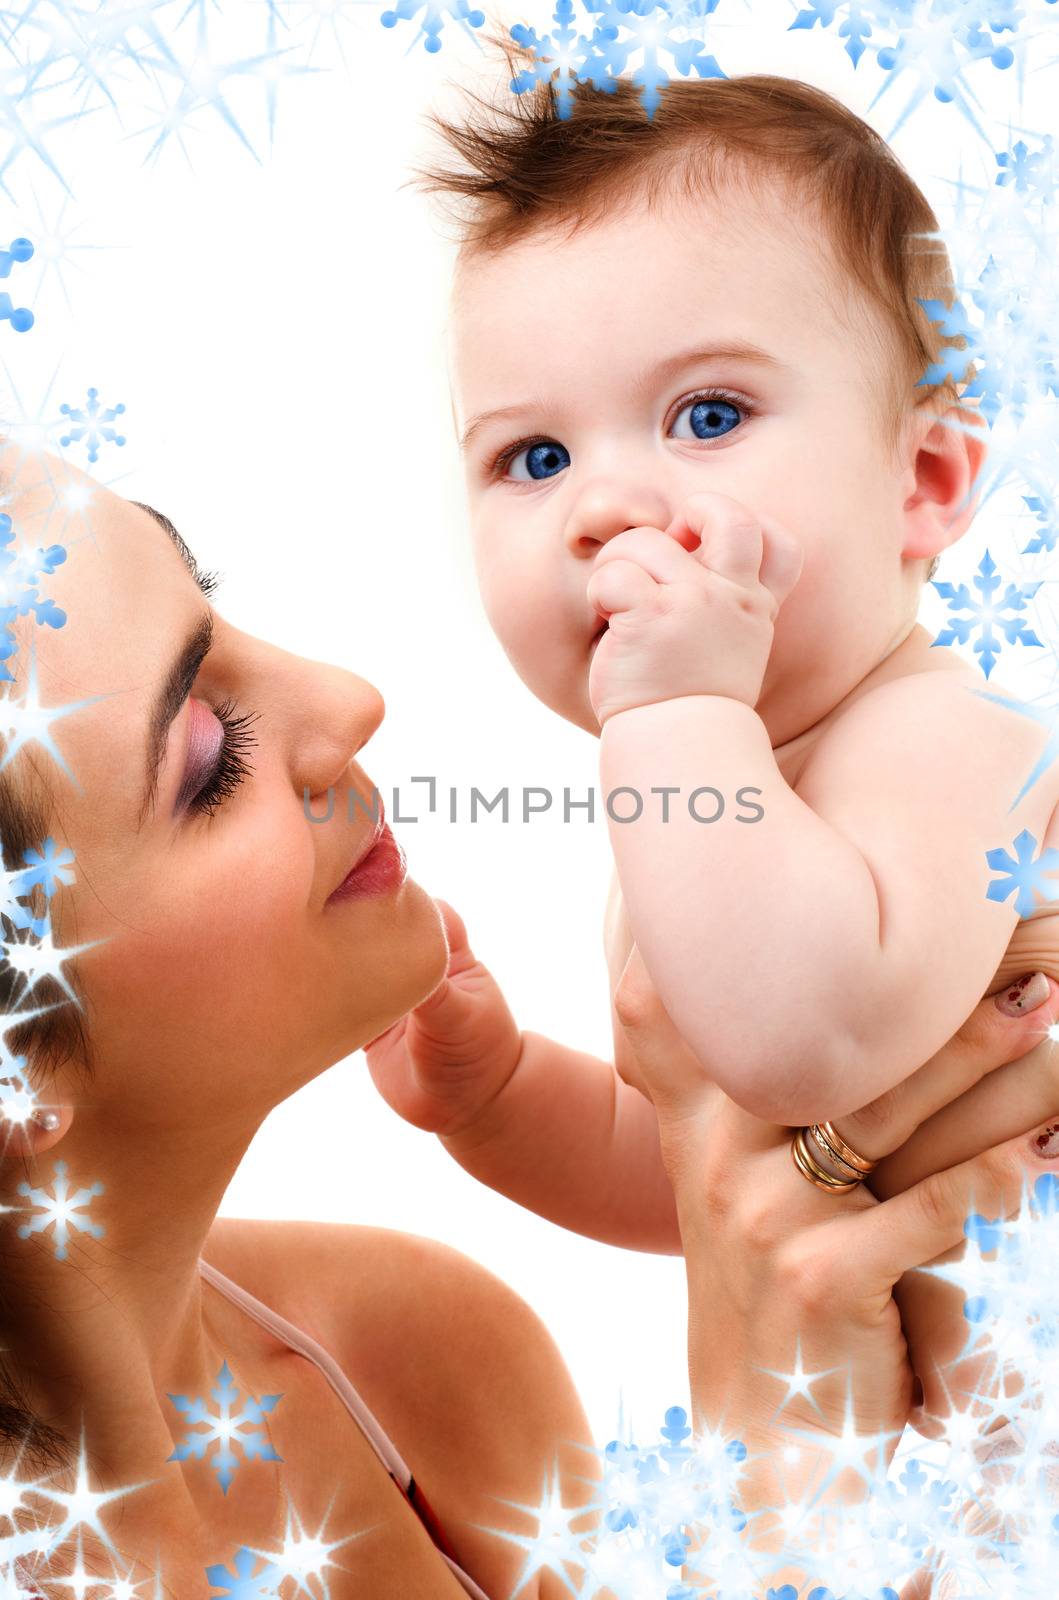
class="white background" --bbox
[3,0,1056,1447]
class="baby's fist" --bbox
[586,491,803,726]
[365,900,523,1136]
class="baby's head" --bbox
[426,69,987,737]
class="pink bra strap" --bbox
[197,1256,494,1600]
[198,1255,414,1487]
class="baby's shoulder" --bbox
[798,669,1059,813]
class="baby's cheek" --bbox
[489,576,560,657]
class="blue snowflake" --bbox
[806,1590,899,1600]
[511,0,726,118]
[0,834,72,931]
[892,230,1047,510]
[986,828,1059,918]
[58,388,127,465]
[0,830,79,1128]
[600,1405,746,1581]
[914,282,1009,427]
[0,237,34,332]
[0,511,68,683]
[380,0,486,51]
[785,0,1036,142]
[789,0,876,69]
[580,0,727,117]
[929,549,1043,678]
[931,1176,1059,1353]
[995,135,1057,202]
[206,1546,281,1599]
[16,1159,105,1260]
[15,837,76,899]
[877,1458,957,1559]
[511,0,601,117]
[915,292,982,391]
[167,1360,283,1493]
[1021,494,1057,554]
[965,1209,1006,1253]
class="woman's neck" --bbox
[0,1104,256,1494]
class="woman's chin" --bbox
[373,875,450,1011]
[317,875,449,1061]
[408,878,451,984]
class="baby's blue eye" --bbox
[670,397,743,441]
[508,440,571,481]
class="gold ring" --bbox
[812,1120,877,1176]
[790,1126,862,1194]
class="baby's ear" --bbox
[900,401,988,564]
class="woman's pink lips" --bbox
[326,822,406,904]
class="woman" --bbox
[0,441,1055,1598]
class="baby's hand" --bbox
[586,490,803,727]
[364,900,524,1136]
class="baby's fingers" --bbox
[668,492,764,587]
[587,557,659,622]
[756,509,804,605]
[667,492,803,603]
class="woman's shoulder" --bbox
[203,1215,558,1375]
[203,1218,596,1597]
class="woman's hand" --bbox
[867,973,1059,1433]
[612,948,1059,1526]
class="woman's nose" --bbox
[285,655,386,798]
[345,673,385,760]
[563,476,672,557]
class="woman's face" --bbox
[9,448,448,1138]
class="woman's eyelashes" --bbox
[490,388,753,483]
[184,697,261,818]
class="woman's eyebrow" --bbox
[133,500,219,830]
[133,501,221,599]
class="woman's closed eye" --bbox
[489,387,754,484]
[180,696,260,818]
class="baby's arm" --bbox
[600,670,1058,1125]
[364,900,679,1252]
[443,1027,679,1251]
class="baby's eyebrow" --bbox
[458,340,792,453]
[640,341,792,388]
[459,401,544,457]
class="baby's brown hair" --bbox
[419,56,982,582]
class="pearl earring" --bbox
[29,1109,61,1133]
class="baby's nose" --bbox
[563,477,671,556]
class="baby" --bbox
[367,71,1059,1252]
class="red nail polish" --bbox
[1034,1124,1059,1158]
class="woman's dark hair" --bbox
[0,731,92,1471]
